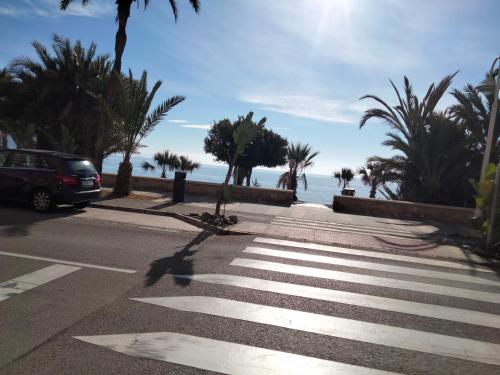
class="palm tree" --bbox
[277,143,319,201]
[357,162,390,198]
[113,70,184,196]
[450,82,500,171]
[142,150,179,178]
[8,35,112,156]
[334,167,354,190]
[177,155,201,172]
[358,73,475,205]
[60,0,201,171]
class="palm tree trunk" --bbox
[94,0,132,173]
[114,153,133,197]
[370,183,377,198]
[246,167,252,186]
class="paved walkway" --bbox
[93,190,489,265]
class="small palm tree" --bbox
[334,167,354,190]
[277,143,319,201]
[113,70,184,196]
[142,150,179,178]
[177,155,200,172]
[357,162,390,198]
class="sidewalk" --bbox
[91,189,492,266]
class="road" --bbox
[1,204,500,374]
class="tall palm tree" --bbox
[60,0,201,171]
[334,167,354,190]
[277,143,319,201]
[177,155,200,172]
[113,70,184,196]
[142,150,179,178]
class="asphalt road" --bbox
[1,204,500,374]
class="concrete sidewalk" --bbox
[91,190,491,265]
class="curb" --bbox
[89,202,235,235]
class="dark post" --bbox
[173,171,187,203]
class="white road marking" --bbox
[133,296,500,366]
[175,274,500,329]
[75,331,396,375]
[254,237,493,272]
[0,264,80,302]
[0,251,136,274]
[231,258,500,304]
[244,247,500,287]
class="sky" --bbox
[0,0,499,174]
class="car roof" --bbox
[0,148,87,160]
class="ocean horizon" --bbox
[103,155,386,205]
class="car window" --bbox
[66,159,97,174]
[0,151,7,167]
[9,152,50,169]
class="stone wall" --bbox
[333,195,474,223]
[101,173,293,206]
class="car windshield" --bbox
[66,159,96,174]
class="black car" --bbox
[0,149,101,212]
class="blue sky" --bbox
[0,0,498,174]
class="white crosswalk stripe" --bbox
[175,274,500,329]
[231,258,500,304]
[76,236,500,373]
[253,237,493,272]
[244,246,500,286]
[0,264,81,302]
[132,296,500,366]
[75,332,397,375]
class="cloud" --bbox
[0,5,20,16]
[168,119,189,123]
[181,124,212,130]
[1,0,113,18]
[240,94,366,125]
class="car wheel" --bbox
[32,189,53,212]
[74,201,90,210]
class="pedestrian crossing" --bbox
[76,236,500,374]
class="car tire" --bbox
[74,201,90,210]
[32,189,54,213]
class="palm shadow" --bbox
[144,229,212,287]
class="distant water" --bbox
[103,155,383,205]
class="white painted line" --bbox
[244,247,500,287]
[133,296,500,366]
[231,258,500,304]
[0,251,136,274]
[272,218,418,239]
[274,216,415,235]
[254,237,493,272]
[75,331,397,375]
[176,274,500,329]
[0,264,80,302]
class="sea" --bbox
[103,155,383,205]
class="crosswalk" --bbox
[76,236,500,374]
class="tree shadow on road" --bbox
[144,229,213,287]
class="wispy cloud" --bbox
[240,94,366,125]
[181,124,212,130]
[168,119,189,123]
[1,0,113,18]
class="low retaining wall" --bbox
[333,195,474,223]
[101,173,293,206]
